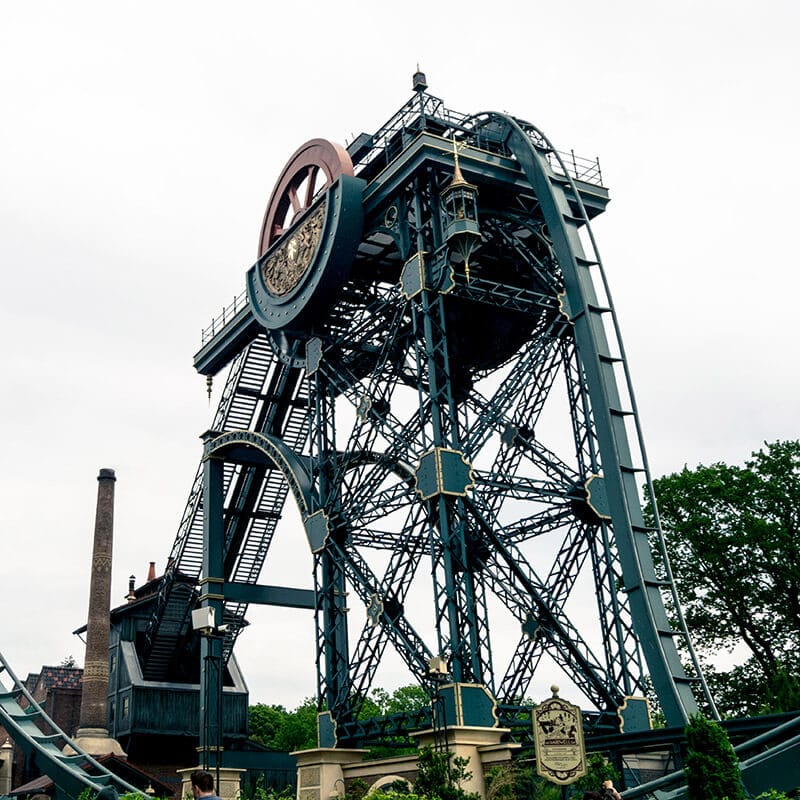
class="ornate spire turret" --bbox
[441,136,481,274]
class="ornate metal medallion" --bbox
[261,203,326,296]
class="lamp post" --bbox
[427,656,451,781]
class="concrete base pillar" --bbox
[64,727,126,758]
[178,767,245,800]
[413,727,519,799]
[293,748,369,800]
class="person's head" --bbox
[190,770,215,796]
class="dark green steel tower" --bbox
[142,77,716,750]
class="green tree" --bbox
[357,685,431,758]
[684,714,745,800]
[249,698,318,751]
[249,703,289,746]
[651,440,800,716]
[370,685,430,716]
[485,762,559,800]
[249,685,430,754]
[570,752,620,796]
[272,697,318,751]
[414,746,479,800]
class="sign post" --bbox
[533,686,587,790]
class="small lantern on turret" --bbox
[440,137,481,277]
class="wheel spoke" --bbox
[303,165,319,208]
[287,184,301,216]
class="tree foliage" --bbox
[240,775,295,800]
[485,761,562,800]
[249,685,431,752]
[570,752,620,796]
[370,684,429,716]
[651,440,800,716]
[412,746,479,800]
[684,714,745,800]
[249,697,318,751]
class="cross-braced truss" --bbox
[142,87,716,747]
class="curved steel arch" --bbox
[203,428,315,517]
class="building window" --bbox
[122,696,129,718]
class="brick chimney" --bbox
[69,468,126,757]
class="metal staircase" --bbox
[141,333,309,680]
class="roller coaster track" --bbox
[0,651,144,800]
[620,714,800,798]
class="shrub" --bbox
[413,746,480,800]
[684,714,745,800]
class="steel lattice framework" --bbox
[140,82,716,750]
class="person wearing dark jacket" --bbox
[191,770,223,800]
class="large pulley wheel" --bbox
[258,138,354,256]
[247,138,364,343]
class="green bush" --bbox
[570,752,619,796]
[485,761,559,800]
[412,746,480,800]
[684,714,745,800]
[367,792,428,800]
[240,774,295,800]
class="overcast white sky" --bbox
[1,2,798,711]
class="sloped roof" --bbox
[23,673,40,692]
[35,666,83,691]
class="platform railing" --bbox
[350,91,603,188]
[201,291,248,346]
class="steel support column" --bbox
[199,439,225,772]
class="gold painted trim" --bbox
[438,263,456,295]
[616,695,653,734]
[557,291,574,324]
[414,447,476,501]
[317,710,338,747]
[400,251,427,300]
[303,508,331,553]
[585,473,611,521]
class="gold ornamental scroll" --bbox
[532,687,587,786]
